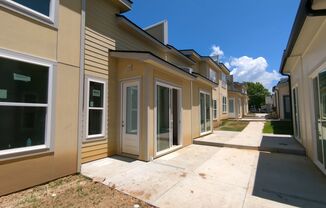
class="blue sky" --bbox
[125,0,300,90]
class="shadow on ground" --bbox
[253,152,326,208]
[259,135,305,155]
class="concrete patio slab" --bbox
[155,171,247,208]
[81,145,326,208]
[195,122,305,155]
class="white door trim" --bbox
[154,80,183,157]
[121,79,140,155]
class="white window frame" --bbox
[0,48,55,157]
[1,0,58,26]
[222,96,227,113]
[85,77,107,140]
[213,99,218,120]
[209,68,217,83]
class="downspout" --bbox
[77,0,86,173]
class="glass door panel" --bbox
[314,77,324,164]
[200,92,211,134]
[200,93,206,133]
[319,71,326,168]
[157,85,171,152]
[126,86,138,134]
[205,94,211,132]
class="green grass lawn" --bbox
[217,120,249,132]
[263,121,293,135]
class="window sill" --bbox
[0,145,52,163]
[0,1,58,29]
[83,136,107,144]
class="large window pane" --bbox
[126,86,138,135]
[0,57,49,103]
[89,81,104,108]
[12,0,51,16]
[0,106,46,151]
[88,109,103,135]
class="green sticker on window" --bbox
[92,89,101,97]
[0,89,7,99]
[13,73,31,82]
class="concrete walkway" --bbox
[195,122,305,155]
[82,145,326,208]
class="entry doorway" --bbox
[238,98,242,118]
[200,91,211,135]
[229,98,235,118]
[283,95,291,119]
[155,82,182,154]
[121,80,140,155]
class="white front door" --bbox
[122,80,140,155]
[229,98,235,118]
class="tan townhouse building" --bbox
[280,0,326,175]
[0,0,229,195]
[227,76,249,119]
[272,78,291,120]
[180,50,231,128]
[0,0,82,196]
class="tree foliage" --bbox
[245,82,270,109]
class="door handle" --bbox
[122,121,125,127]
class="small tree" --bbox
[245,82,270,109]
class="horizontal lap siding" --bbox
[81,5,115,163]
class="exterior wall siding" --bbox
[0,0,81,195]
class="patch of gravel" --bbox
[0,174,155,208]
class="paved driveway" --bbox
[82,145,326,208]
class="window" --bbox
[2,0,56,24]
[213,99,218,119]
[222,96,227,113]
[86,78,106,139]
[221,73,227,88]
[209,68,217,83]
[0,50,53,156]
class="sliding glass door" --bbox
[200,91,211,134]
[156,83,181,153]
[313,71,326,170]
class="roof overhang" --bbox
[112,0,132,13]
[116,15,170,51]
[110,50,196,80]
[192,72,219,87]
[280,0,326,74]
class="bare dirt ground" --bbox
[0,174,155,208]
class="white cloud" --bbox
[229,56,281,91]
[210,45,224,57]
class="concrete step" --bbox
[193,140,306,156]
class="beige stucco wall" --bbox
[286,17,326,169]
[0,0,81,195]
